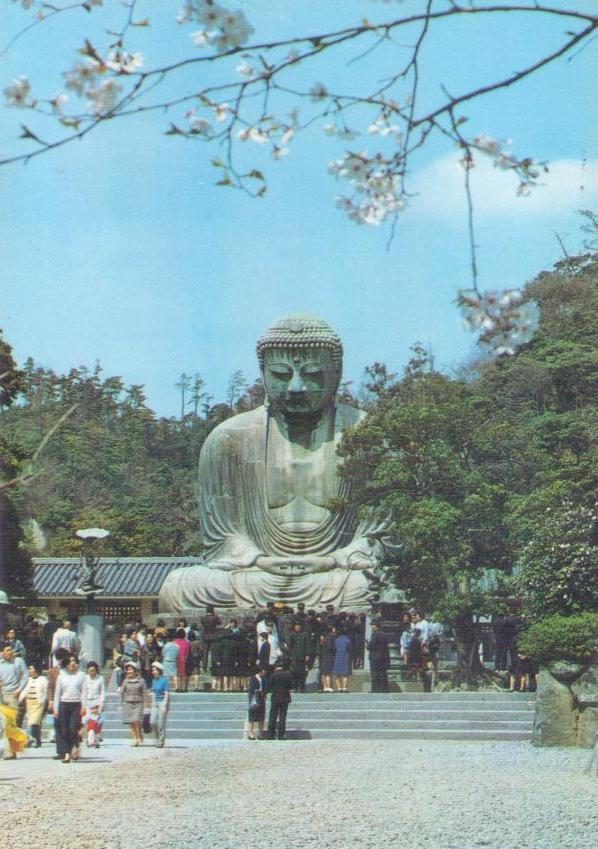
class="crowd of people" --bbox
[0,603,538,756]
[108,603,368,695]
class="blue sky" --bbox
[0,1,596,415]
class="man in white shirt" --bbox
[51,620,80,664]
[411,612,430,644]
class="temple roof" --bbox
[32,557,203,597]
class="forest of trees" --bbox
[2,250,598,674]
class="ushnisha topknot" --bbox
[256,313,343,369]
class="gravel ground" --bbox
[2,740,598,849]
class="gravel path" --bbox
[2,740,597,849]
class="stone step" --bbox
[103,709,533,722]
[106,692,534,702]
[99,728,533,741]
[102,691,534,741]
[103,717,532,730]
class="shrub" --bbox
[519,613,598,663]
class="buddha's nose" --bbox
[288,373,306,393]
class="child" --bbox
[83,661,106,748]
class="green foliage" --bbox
[0,493,33,597]
[516,502,598,618]
[339,253,598,633]
[519,613,598,663]
[0,331,23,408]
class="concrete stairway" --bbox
[102,691,535,741]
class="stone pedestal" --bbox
[79,614,104,666]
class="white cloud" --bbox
[410,153,598,219]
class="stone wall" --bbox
[533,661,598,747]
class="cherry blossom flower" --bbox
[106,51,144,74]
[236,126,268,144]
[64,60,101,95]
[236,60,255,77]
[3,75,31,107]
[457,288,540,356]
[197,1,226,29]
[50,92,69,113]
[212,101,231,122]
[191,30,216,47]
[329,151,406,225]
[87,79,122,115]
[272,145,289,160]
[216,9,254,51]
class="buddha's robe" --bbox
[159,404,380,610]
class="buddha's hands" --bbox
[256,554,336,576]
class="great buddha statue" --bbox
[159,314,386,611]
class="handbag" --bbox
[249,685,264,709]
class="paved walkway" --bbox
[2,739,597,849]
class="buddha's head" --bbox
[257,314,343,417]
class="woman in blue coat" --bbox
[331,628,352,692]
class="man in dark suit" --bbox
[267,661,294,740]
[287,621,311,692]
[257,632,271,674]
[367,621,391,692]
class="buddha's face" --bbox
[262,347,340,416]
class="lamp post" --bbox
[75,527,109,614]
[0,588,9,637]
[74,527,109,666]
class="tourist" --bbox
[42,614,59,666]
[305,609,320,670]
[149,662,170,748]
[154,619,168,639]
[428,619,444,673]
[277,606,295,647]
[247,666,268,740]
[256,619,282,670]
[414,612,430,644]
[288,621,310,692]
[267,661,293,741]
[320,627,336,692]
[24,624,44,670]
[46,647,69,752]
[200,605,221,672]
[83,661,105,748]
[142,632,161,686]
[221,621,240,692]
[399,618,412,662]
[294,602,307,625]
[323,604,337,629]
[122,627,142,667]
[174,627,191,692]
[210,630,225,691]
[187,630,203,691]
[51,620,80,662]
[54,654,85,763]
[367,621,391,693]
[5,627,26,658]
[120,661,147,746]
[257,631,271,674]
[332,627,353,693]
[18,663,48,747]
[0,644,29,759]
[407,628,423,670]
[161,631,180,690]
[235,631,253,692]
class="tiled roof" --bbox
[32,557,203,597]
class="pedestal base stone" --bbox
[78,615,104,666]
